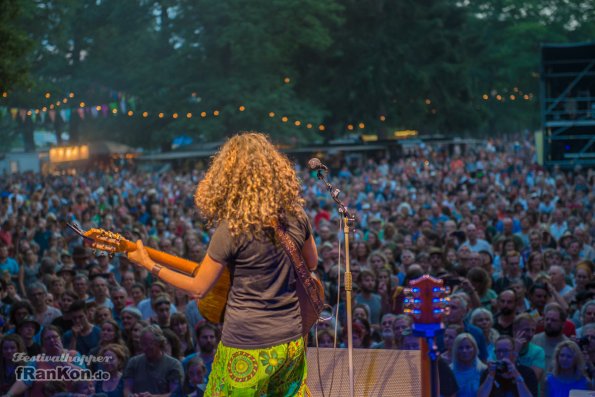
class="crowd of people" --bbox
[0,133,593,396]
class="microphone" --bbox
[307,158,328,171]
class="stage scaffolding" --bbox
[541,42,595,168]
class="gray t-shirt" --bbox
[531,332,568,372]
[207,211,312,349]
[124,353,184,394]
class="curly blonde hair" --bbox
[195,132,304,238]
[553,340,586,378]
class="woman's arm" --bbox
[477,373,495,397]
[477,362,497,397]
[302,235,318,271]
[546,281,569,312]
[127,240,225,299]
[123,378,133,397]
[514,375,534,397]
[3,380,29,397]
[459,278,481,309]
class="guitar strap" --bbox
[273,221,324,319]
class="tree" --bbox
[172,0,343,143]
[4,0,595,150]
[0,0,32,90]
[297,0,484,139]
[462,0,595,134]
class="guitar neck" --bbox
[122,239,200,276]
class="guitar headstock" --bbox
[67,223,127,255]
[404,274,448,335]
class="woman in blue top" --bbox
[545,340,593,397]
[95,343,128,397]
[450,333,487,397]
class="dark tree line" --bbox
[1,0,594,151]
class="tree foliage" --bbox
[2,0,594,149]
[0,0,32,90]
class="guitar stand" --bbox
[413,326,444,397]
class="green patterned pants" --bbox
[205,337,310,397]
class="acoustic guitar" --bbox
[67,223,323,335]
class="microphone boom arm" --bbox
[315,170,356,222]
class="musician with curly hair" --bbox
[128,132,318,396]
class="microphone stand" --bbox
[315,169,357,397]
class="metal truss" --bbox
[541,43,595,168]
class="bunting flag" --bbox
[0,107,7,119]
[18,109,26,122]
[109,102,117,113]
[39,112,46,123]
[48,109,56,122]
[60,108,71,122]
[120,98,127,113]
[31,112,36,122]
[10,108,18,120]
[77,108,85,120]
[128,97,136,111]
[101,104,108,117]
[91,107,98,118]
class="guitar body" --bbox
[197,266,231,324]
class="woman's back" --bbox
[208,212,311,349]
